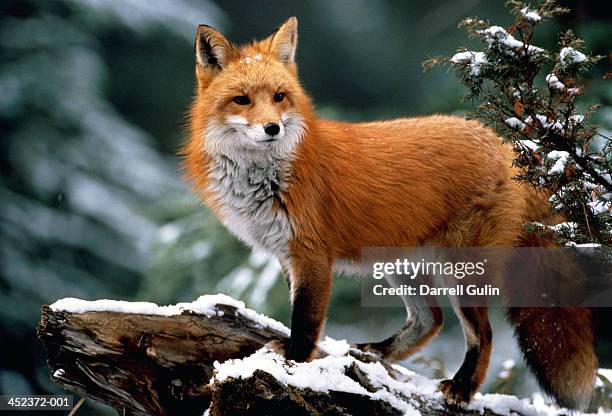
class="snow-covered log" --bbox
[37,295,289,415]
[38,295,567,415]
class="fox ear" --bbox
[195,25,230,70]
[267,17,298,64]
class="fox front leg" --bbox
[285,253,332,362]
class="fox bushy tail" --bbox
[511,186,597,410]
[507,307,597,410]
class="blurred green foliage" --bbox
[1,1,609,414]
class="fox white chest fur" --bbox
[203,112,305,256]
[207,153,293,255]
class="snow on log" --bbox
[38,295,570,415]
[38,295,288,415]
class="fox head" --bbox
[192,17,310,160]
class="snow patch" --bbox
[214,349,368,394]
[214,348,424,414]
[480,26,544,55]
[525,115,564,133]
[498,358,517,379]
[240,54,264,65]
[469,392,552,416]
[318,336,351,357]
[505,117,526,131]
[518,140,540,152]
[450,51,488,76]
[157,223,181,244]
[560,47,587,66]
[572,243,602,248]
[534,221,578,237]
[520,7,542,23]
[50,297,182,315]
[589,199,611,215]
[50,294,290,336]
[213,346,591,416]
[570,114,584,125]
[502,358,516,369]
[546,150,570,175]
[545,74,565,91]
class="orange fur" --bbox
[182,17,597,409]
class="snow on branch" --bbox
[423,0,610,246]
[38,294,578,415]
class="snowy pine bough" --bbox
[424,0,611,246]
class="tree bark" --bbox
[38,301,518,416]
[38,303,287,415]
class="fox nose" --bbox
[264,123,280,136]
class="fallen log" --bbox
[38,295,564,415]
[37,295,289,415]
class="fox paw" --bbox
[438,379,475,407]
[352,342,387,357]
[264,339,289,356]
[264,340,323,361]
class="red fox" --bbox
[183,17,597,409]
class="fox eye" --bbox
[273,92,285,103]
[232,95,251,105]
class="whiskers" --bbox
[204,112,306,163]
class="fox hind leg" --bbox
[439,305,492,406]
[356,295,443,361]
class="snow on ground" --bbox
[318,336,351,356]
[49,293,290,336]
[213,344,429,415]
[50,295,610,415]
[213,339,607,416]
